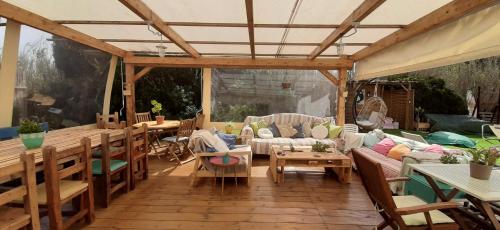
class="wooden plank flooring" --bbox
[81,156,380,230]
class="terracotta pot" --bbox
[155,116,165,125]
[469,162,493,180]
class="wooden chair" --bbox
[135,112,152,123]
[162,118,196,165]
[96,112,125,129]
[92,131,130,208]
[351,149,459,230]
[40,137,95,230]
[0,152,40,230]
[127,124,149,190]
[194,112,205,130]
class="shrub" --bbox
[18,120,43,134]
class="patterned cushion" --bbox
[311,125,328,139]
[302,121,312,137]
[328,125,343,138]
[268,122,281,137]
[257,128,273,139]
[250,120,268,136]
[276,124,297,138]
[292,124,305,138]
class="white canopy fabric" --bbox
[4,0,453,58]
[355,4,500,80]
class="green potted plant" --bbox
[151,100,165,124]
[312,141,328,153]
[18,120,45,149]
[225,121,234,134]
[468,148,499,180]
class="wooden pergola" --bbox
[0,0,498,128]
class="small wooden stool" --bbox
[210,156,239,195]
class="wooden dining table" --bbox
[410,164,500,229]
[132,120,180,131]
[0,126,124,169]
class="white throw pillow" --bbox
[257,128,274,139]
[311,125,328,139]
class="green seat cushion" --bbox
[92,146,121,158]
[426,131,476,148]
[92,159,128,175]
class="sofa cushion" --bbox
[250,138,335,155]
[328,125,343,138]
[363,131,382,148]
[303,121,312,137]
[387,144,411,161]
[257,128,273,139]
[372,138,396,156]
[311,125,328,139]
[292,124,305,138]
[424,144,444,154]
[277,124,297,138]
[250,120,268,136]
[268,122,281,137]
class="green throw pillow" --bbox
[328,125,343,138]
[250,120,268,136]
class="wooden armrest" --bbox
[386,177,410,183]
[395,202,459,215]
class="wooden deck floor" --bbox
[82,156,380,230]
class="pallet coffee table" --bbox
[270,145,352,184]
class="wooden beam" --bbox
[308,0,385,59]
[0,20,20,127]
[318,69,339,86]
[103,56,118,115]
[352,0,497,61]
[133,67,154,82]
[101,39,371,47]
[119,0,200,58]
[132,51,343,58]
[0,1,127,57]
[124,56,353,69]
[125,64,136,126]
[245,0,256,59]
[336,68,348,126]
[54,20,406,29]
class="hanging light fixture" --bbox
[147,21,167,57]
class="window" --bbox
[13,25,111,129]
[211,68,338,122]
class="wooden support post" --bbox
[125,64,136,126]
[336,68,348,126]
[0,20,21,127]
[202,68,212,129]
[102,56,118,116]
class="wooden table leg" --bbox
[270,152,277,183]
[221,167,225,195]
[422,174,468,229]
[234,166,238,192]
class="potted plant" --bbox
[151,100,165,124]
[18,120,45,149]
[415,106,424,124]
[225,121,234,134]
[468,148,499,180]
[312,141,328,153]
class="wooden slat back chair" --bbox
[92,131,130,208]
[162,118,196,165]
[351,149,459,230]
[0,152,40,230]
[127,124,149,190]
[96,112,125,129]
[135,112,152,123]
[195,112,205,130]
[41,137,95,230]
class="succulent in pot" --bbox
[18,120,45,149]
[151,100,165,124]
[467,148,499,180]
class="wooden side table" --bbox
[209,156,240,194]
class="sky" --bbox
[0,18,52,55]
